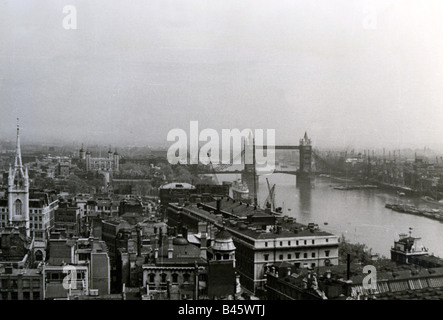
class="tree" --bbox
[65,175,90,194]
[159,163,173,180]
[33,176,56,190]
[338,235,373,265]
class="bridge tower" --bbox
[298,132,313,186]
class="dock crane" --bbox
[206,151,220,185]
[264,178,276,211]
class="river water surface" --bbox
[216,173,443,258]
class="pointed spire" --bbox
[15,118,23,169]
[9,118,27,188]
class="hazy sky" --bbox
[1,0,443,150]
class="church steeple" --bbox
[9,119,28,187]
[7,118,30,238]
[15,118,23,168]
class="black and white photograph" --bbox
[1,0,443,309]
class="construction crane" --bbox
[206,151,220,185]
[213,148,246,171]
[264,178,276,211]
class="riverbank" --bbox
[321,173,418,196]
[334,184,378,190]
[385,203,443,222]
[258,173,443,258]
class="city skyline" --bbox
[3,0,443,305]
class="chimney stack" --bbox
[159,227,163,247]
[216,198,222,215]
[136,225,142,257]
[200,233,207,259]
[154,248,159,259]
[198,222,207,235]
[346,254,351,280]
[182,226,188,241]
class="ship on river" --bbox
[230,179,250,203]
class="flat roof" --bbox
[172,203,336,241]
[160,182,195,190]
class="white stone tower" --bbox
[7,119,30,238]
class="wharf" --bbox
[385,203,443,222]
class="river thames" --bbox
[217,173,443,258]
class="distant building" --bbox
[391,232,429,264]
[86,197,120,218]
[56,161,70,177]
[119,197,144,217]
[81,147,120,172]
[28,190,59,242]
[0,264,44,300]
[44,234,111,299]
[207,228,237,299]
[266,264,328,300]
[0,222,44,300]
[142,234,208,300]
[43,264,89,300]
[159,183,196,206]
[391,232,443,268]
[54,206,82,238]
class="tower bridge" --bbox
[204,132,314,203]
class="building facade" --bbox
[166,198,339,294]
[82,147,120,172]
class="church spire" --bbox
[7,118,30,238]
[9,118,27,185]
[14,118,24,169]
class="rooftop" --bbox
[160,182,195,190]
[173,202,336,240]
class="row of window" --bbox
[0,222,45,230]
[264,238,330,247]
[264,250,330,261]
[87,206,118,211]
[0,208,43,214]
[46,272,85,281]
[0,279,41,288]
[0,291,40,300]
[1,214,44,220]
[34,232,44,239]
[88,164,114,169]
[147,273,191,284]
